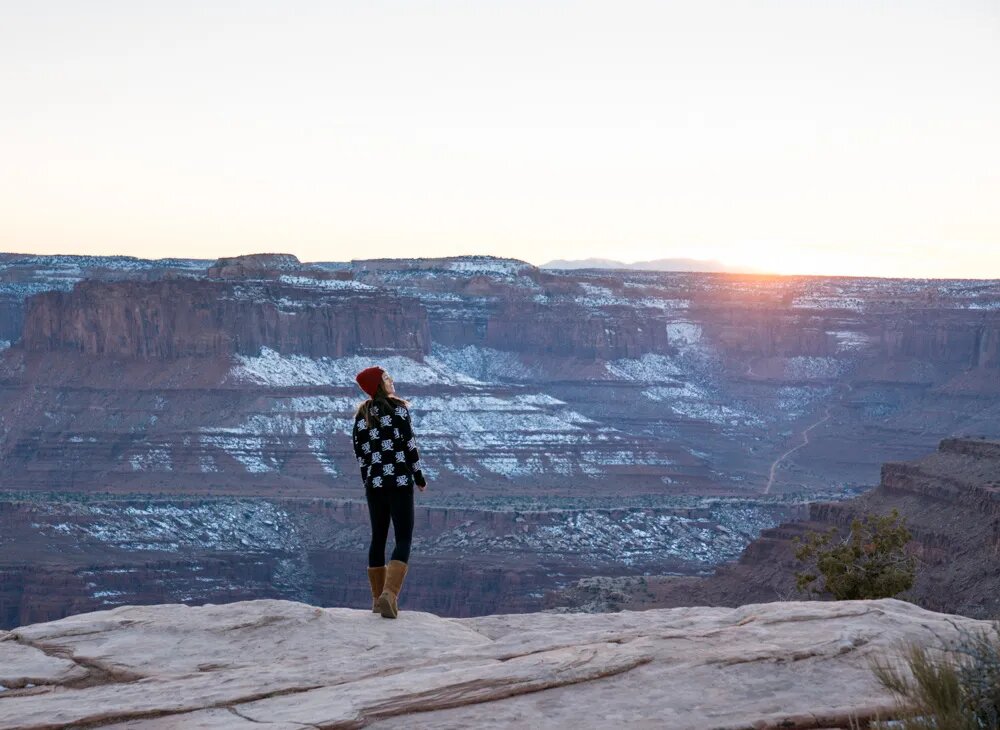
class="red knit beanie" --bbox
[355,366,385,398]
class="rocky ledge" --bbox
[0,598,991,729]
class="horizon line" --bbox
[2,248,999,282]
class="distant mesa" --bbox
[207,253,302,279]
[351,254,535,277]
[20,277,429,360]
[541,257,757,274]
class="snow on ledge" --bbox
[605,353,683,382]
[228,347,485,387]
[278,275,376,291]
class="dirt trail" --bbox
[764,382,852,495]
[764,408,832,494]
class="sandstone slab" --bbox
[0,598,991,729]
[0,632,89,689]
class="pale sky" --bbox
[1,1,998,277]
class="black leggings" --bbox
[365,486,414,567]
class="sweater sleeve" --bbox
[393,404,423,475]
[352,414,368,483]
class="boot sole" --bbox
[377,593,398,619]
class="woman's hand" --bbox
[414,471,427,492]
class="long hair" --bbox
[355,379,409,428]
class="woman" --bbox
[352,366,427,619]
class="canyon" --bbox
[549,437,1000,620]
[0,252,997,628]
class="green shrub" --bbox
[793,509,916,600]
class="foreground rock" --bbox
[0,598,991,729]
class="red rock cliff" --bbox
[21,279,430,359]
[484,300,671,359]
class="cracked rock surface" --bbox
[0,598,990,729]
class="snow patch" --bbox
[444,258,528,276]
[421,506,780,566]
[199,433,277,473]
[129,448,172,472]
[309,437,339,475]
[666,322,702,345]
[35,501,303,554]
[605,353,683,382]
[829,330,870,353]
[642,381,764,427]
[774,386,835,420]
[278,275,376,291]
[428,344,540,383]
[665,400,764,428]
[791,295,866,311]
[572,289,689,310]
[229,347,480,387]
[785,356,845,380]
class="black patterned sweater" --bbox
[351,399,424,489]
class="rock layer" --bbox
[0,598,992,729]
[21,279,429,359]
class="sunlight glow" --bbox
[1,1,997,277]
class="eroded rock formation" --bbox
[21,279,429,359]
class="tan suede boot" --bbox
[377,560,408,619]
[367,566,386,613]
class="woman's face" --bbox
[382,371,395,394]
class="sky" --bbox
[1,1,998,278]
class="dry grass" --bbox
[870,623,1000,729]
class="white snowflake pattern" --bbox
[406,438,416,450]
[361,442,371,454]
[396,475,409,486]
[383,463,395,475]
[380,415,391,427]
[369,428,380,440]
[413,459,422,471]
[393,428,400,438]
[356,419,367,431]
[395,451,405,463]
[381,439,393,451]
[357,456,364,466]
[372,476,383,487]
[371,452,382,463]
[394,406,408,418]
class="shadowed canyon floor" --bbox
[0,598,993,729]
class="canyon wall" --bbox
[21,279,430,359]
[0,254,998,497]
